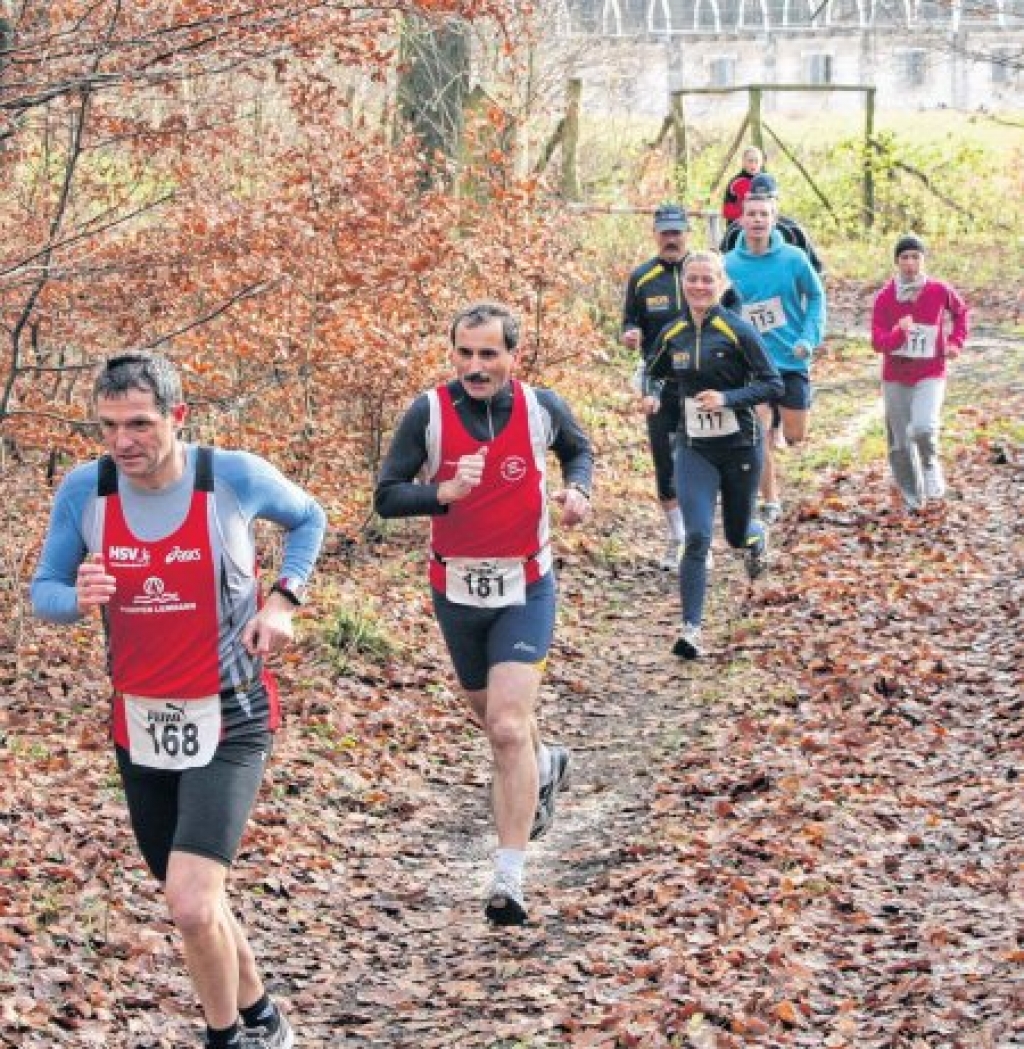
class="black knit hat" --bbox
[894,234,926,260]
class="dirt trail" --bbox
[2,336,1020,1048]
[247,333,1021,1048]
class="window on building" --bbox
[991,49,1018,86]
[898,49,928,87]
[709,56,736,88]
[806,53,834,85]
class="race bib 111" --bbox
[894,323,938,359]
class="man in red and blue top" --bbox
[375,302,594,927]
[32,352,325,1049]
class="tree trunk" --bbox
[396,15,470,184]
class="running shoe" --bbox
[923,464,946,500]
[671,623,703,660]
[659,540,682,571]
[530,745,571,841]
[242,1011,294,1049]
[669,545,714,571]
[744,529,770,581]
[484,870,527,926]
[759,501,782,525]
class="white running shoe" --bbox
[659,540,682,571]
[923,464,946,500]
[759,501,782,525]
[242,1011,295,1049]
[530,745,571,841]
[744,529,770,581]
[484,870,527,926]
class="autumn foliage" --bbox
[0,0,594,529]
[3,4,1022,1048]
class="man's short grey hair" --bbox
[449,302,520,352]
[93,353,183,415]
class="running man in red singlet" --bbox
[375,302,594,927]
[32,353,326,1049]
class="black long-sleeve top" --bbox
[648,305,783,449]
[374,380,594,519]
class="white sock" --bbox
[536,743,552,785]
[665,506,685,543]
[495,848,526,880]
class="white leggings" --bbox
[882,378,946,508]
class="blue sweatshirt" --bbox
[724,230,826,375]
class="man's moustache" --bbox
[464,373,488,383]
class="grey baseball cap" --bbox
[653,203,691,233]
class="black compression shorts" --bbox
[116,729,271,882]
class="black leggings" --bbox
[646,383,681,502]
[116,731,271,882]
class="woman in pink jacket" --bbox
[871,234,969,511]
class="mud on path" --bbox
[2,336,1021,1048]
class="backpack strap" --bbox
[96,446,213,495]
[195,446,214,493]
[97,455,118,497]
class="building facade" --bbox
[553,0,1024,113]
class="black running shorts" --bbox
[116,729,271,882]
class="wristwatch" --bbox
[270,576,307,607]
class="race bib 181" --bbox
[444,558,527,608]
[124,694,221,770]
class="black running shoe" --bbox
[744,529,769,581]
[530,745,570,841]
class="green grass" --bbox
[320,599,397,672]
[573,108,1024,291]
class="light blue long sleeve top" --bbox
[725,230,826,374]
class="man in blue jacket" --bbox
[725,193,826,521]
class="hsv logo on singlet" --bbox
[108,546,151,567]
[104,477,221,703]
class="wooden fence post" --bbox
[749,87,763,152]
[864,87,875,229]
[561,78,582,201]
[670,91,688,195]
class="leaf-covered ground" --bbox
[1,333,1021,1048]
